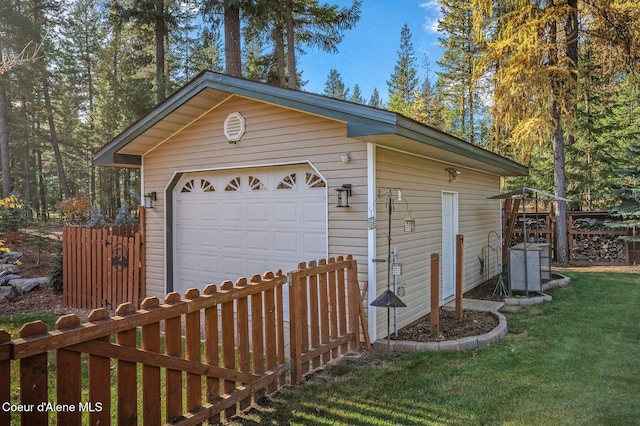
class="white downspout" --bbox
[367,142,377,342]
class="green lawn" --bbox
[230,271,640,425]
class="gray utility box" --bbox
[508,243,551,293]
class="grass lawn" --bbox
[1,272,638,425]
[230,271,640,425]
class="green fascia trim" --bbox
[395,116,528,176]
[94,71,397,166]
[94,71,527,177]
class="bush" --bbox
[0,194,25,233]
[56,196,91,225]
[114,201,133,225]
[49,241,64,292]
[87,200,106,228]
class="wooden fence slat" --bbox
[288,269,303,386]
[87,309,112,426]
[55,315,82,426]
[307,260,320,369]
[328,258,339,360]
[250,274,265,402]
[19,321,49,426]
[116,303,138,426]
[0,330,11,426]
[299,262,309,376]
[347,259,360,352]
[263,273,277,393]
[164,292,183,423]
[235,278,251,410]
[141,297,162,426]
[133,232,141,307]
[203,284,221,425]
[63,227,68,306]
[275,272,286,387]
[336,256,348,354]
[185,288,202,417]
[220,280,237,419]
[318,259,330,363]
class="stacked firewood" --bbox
[571,218,626,263]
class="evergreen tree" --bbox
[437,0,480,143]
[608,143,640,241]
[323,69,349,99]
[368,87,383,108]
[351,84,364,104]
[387,23,418,115]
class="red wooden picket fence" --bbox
[63,223,144,310]
[0,256,368,426]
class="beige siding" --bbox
[373,147,502,337]
[142,95,368,298]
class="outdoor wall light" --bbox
[446,167,460,182]
[335,184,352,208]
[144,191,157,209]
[341,152,351,163]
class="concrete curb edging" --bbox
[372,310,507,353]
[503,274,571,306]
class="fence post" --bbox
[430,253,440,338]
[455,234,464,320]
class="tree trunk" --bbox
[21,101,32,219]
[552,98,569,264]
[564,0,578,147]
[36,149,47,220]
[273,21,286,87]
[0,76,11,198]
[42,72,71,199]
[224,1,242,77]
[286,1,297,89]
[155,0,166,103]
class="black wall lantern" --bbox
[335,184,352,208]
[144,191,157,209]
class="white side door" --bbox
[441,191,459,301]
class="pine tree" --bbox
[387,24,418,115]
[437,0,480,143]
[368,88,383,108]
[351,84,364,104]
[608,143,640,242]
[323,69,349,100]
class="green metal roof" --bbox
[93,70,527,177]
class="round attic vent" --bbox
[224,112,245,143]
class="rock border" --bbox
[371,274,571,353]
[372,310,508,353]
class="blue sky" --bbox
[298,0,444,102]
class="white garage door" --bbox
[173,164,328,296]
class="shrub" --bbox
[49,241,64,292]
[87,200,106,228]
[114,201,133,225]
[0,194,25,233]
[56,196,91,225]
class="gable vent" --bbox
[224,112,245,143]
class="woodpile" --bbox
[570,217,626,263]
